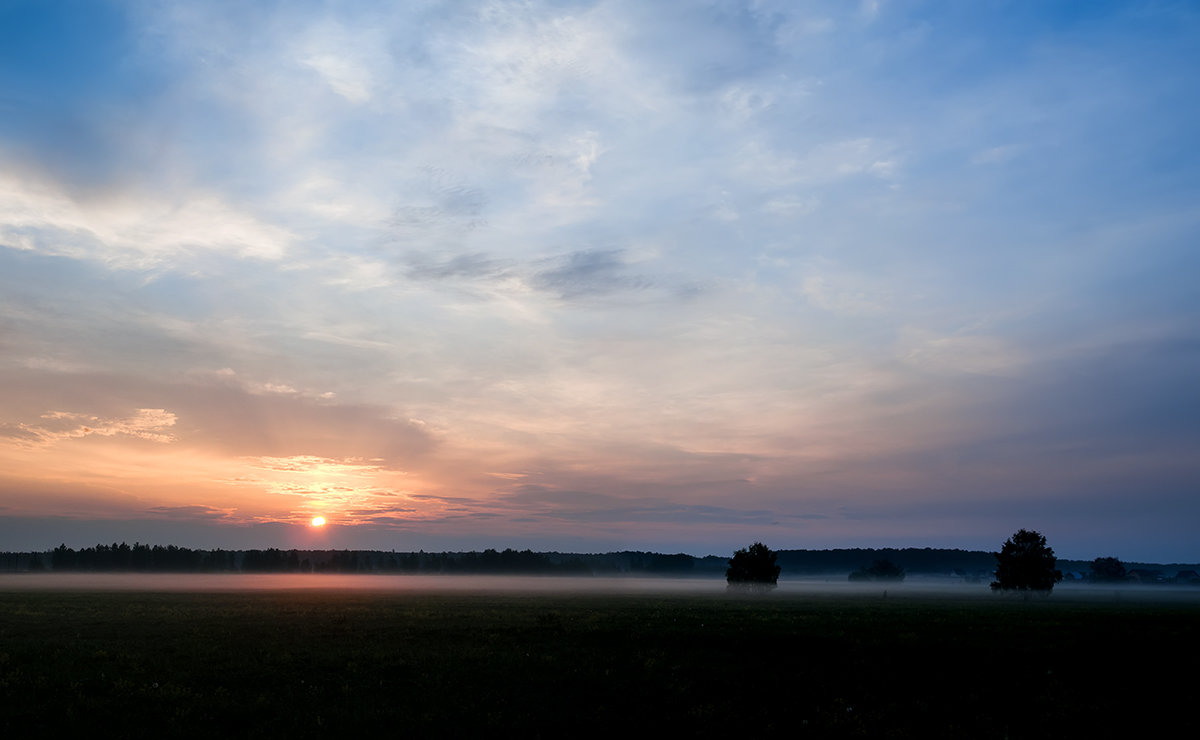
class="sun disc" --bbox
[310,516,326,527]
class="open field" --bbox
[2,581,1197,738]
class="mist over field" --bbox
[4,572,1200,608]
[4,575,1199,737]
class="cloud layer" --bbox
[1,1,1198,560]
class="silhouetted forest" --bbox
[5,543,1192,579]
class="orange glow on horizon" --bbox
[310,516,326,527]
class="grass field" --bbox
[1,583,1196,737]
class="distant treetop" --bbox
[991,529,1063,593]
[726,542,781,588]
[1089,556,1127,582]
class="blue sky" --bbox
[1,0,1198,562]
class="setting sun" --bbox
[310,516,326,527]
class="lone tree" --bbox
[1089,556,1127,582]
[726,542,781,588]
[991,529,1063,592]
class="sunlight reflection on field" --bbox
[1,573,742,594]
[2,572,1200,604]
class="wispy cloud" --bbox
[0,167,293,269]
[147,504,234,521]
[532,249,654,298]
[6,408,177,446]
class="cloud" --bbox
[799,138,900,183]
[171,383,437,466]
[896,328,1027,377]
[970,145,1020,166]
[146,505,234,521]
[401,246,692,304]
[801,274,885,317]
[532,249,653,298]
[8,408,177,446]
[0,166,293,269]
[540,501,780,526]
[395,480,792,531]
[0,368,435,468]
[389,180,490,238]
[405,252,513,282]
[251,456,385,474]
[296,19,385,105]
[761,196,820,217]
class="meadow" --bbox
[1,580,1196,738]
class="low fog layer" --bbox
[4,573,1200,605]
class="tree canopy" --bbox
[1089,556,1127,582]
[991,529,1063,592]
[726,542,781,587]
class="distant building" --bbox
[1126,569,1165,584]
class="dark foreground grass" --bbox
[1,587,1196,738]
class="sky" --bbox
[1,0,1198,562]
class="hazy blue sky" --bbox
[2,0,1198,561]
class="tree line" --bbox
[724,532,1195,593]
[0,538,1191,583]
[34,543,598,574]
[1,544,1027,576]
[24,544,727,575]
